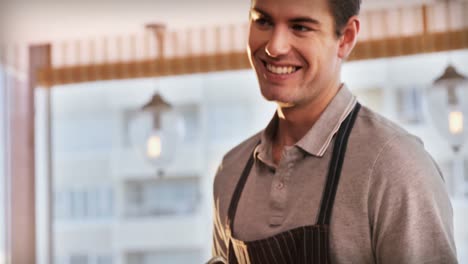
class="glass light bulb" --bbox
[146,134,162,158]
[449,111,463,135]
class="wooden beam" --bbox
[36,28,468,87]
[37,52,252,86]
[9,44,50,264]
[349,29,468,61]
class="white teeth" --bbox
[266,63,297,75]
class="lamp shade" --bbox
[129,93,185,167]
[426,65,468,152]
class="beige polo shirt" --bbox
[212,85,457,263]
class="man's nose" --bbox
[265,27,291,58]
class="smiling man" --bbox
[210,0,457,263]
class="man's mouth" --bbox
[262,61,301,75]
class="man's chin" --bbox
[276,101,295,108]
[261,92,295,107]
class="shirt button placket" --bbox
[269,167,287,226]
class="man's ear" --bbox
[338,16,360,59]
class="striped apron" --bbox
[226,103,361,264]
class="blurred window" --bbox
[55,187,114,221]
[127,250,202,264]
[125,178,199,217]
[69,254,88,264]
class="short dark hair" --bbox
[328,0,362,37]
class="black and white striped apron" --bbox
[226,103,361,264]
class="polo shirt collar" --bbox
[255,84,356,163]
[296,84,356,157]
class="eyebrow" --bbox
[251,7,321,25]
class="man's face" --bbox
[248,0,343,108]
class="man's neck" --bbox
[271,83,342,164]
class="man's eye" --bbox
[254,18,272,27]
[292,24,312,32]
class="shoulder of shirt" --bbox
[213,131,262,197]
[221,130,262,166]
[356,104,442,182]
[356,104,423,148]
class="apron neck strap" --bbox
[316,102,361,225]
